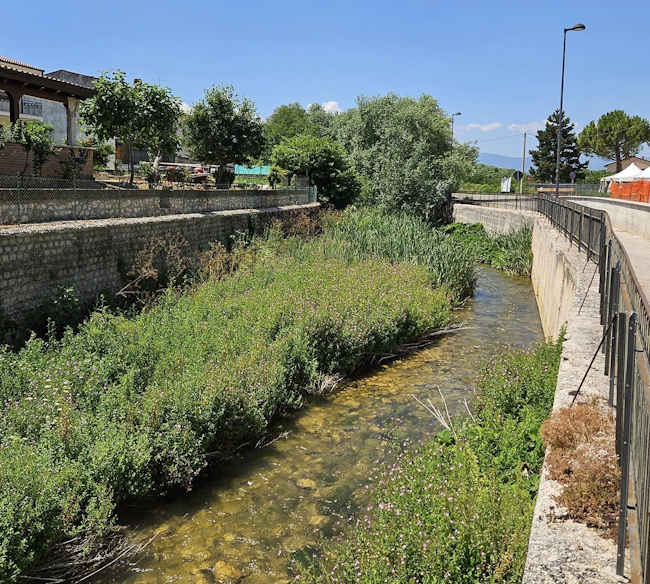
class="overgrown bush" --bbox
[316,208,477,302]
[0,228,453,581]
[298,339,563,584]
[444,223,533,276]
[541,402,619,538]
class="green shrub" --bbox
[444,223,533,276]
[316,208,477,302]
[0,232,453,581]
[298,340,563,584]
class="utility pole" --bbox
[520,131,527,194]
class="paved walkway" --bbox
[573,198,650,299]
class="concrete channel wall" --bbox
[453,203,573,339]
[453,203,620,582]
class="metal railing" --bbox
[461,194,650,582]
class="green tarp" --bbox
[234,165,271,176]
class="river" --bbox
[95,267,543,584]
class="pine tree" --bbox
[529,110,587,182]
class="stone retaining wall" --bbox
[0,188,311,225]
[0,202,319,326]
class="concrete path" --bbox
[571,198,650,300]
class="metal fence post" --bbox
[605,263,620,376]
[578,208,584,252]
[617,312,637,576]
[609,312,619,406]
[603,244,612,331]
[616,312,628,456]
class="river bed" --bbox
[95,267,543,584]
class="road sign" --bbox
[513,170,524,181]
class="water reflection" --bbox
[96,268,542,583]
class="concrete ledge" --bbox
[569,197,650,242]
[524,223,619,584]
[452,203,536,234]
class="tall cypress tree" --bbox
[529,109,587,182]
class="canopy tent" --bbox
[601,163,644,183]
[638,166,650,179]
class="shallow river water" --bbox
[96,268,543,584]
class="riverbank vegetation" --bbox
[541,401,619,538]
[444,222,533,276]
[0,208,538,580]
[0,209,471,582]
[298,338,563,583]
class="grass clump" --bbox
[444,222,533,276]
[0,227,453,581]
[315,208,477,302]
[298,339,563,584]
[541,402,619,538]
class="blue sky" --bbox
[4,0,649,165]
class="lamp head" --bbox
[565,23,586,31]
[452,112,462,116]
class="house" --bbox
[0,56,94,145]
[604,156,650,174]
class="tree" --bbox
[529,110,587,182]
[79,137,115,170]
[332,94,476,224]
[306,104,336,138]
[271,134,360,209]
[578,110,650,172]
[183,85,264,183]
[80,71,182,184]
[263,103,311,158]
[10,121,55,176]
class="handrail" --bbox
[463,194,650,582]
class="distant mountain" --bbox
[479,151,610,172]
[478,152,531,172]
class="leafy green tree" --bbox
[10,121,55,176]
[79,137,115,170]
[263,103,311,158]
[183,85,264,182]
[529,110,587,182]
[307,103,336,138]
[578,110,650,172]
[80,71,182,184]
[332,94,476,224]
[271,134,360,208]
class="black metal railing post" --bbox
[617,312,637,576]
[616,312,628,456]
[606,263,621,376]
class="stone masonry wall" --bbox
[0,188,311,225]
[0,202,320,326]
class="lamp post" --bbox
[451,112,462,151]
[555,23,586,196]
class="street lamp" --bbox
[555,23,586,196]
[451,112,462,150]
